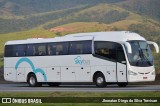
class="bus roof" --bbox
[5,31,146,45]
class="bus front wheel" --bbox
[94,73,106,88]
[27,74,41,87]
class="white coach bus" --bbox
[4,31,159,87]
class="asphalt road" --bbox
[0,83,160,92]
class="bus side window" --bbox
[47,45,53,55]
[12,46,18,57]
[26,45,35,56]
[94,41,116,61]
[69,41,91,55]
[55,42,68,55]
[11,45,26,57]
[76,44,83,54]
[5,45,13,57]
[5,45,26,57]
[83,41,92,54]
[56,44,63,55]
[38,45,46,56]
[17,45,26,56]
[47,42,68,55]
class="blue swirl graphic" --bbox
[74,56,83,65]
[15,57,47,81]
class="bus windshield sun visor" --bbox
[147,41,159,53]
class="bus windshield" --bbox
[127,40,153,67]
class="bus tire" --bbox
[117,83,128,87]
[48,82,61,87]
[94,73,106,88]
[27,74,40,87]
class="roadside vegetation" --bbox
[0,92,159,106]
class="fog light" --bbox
[151,71,155,75]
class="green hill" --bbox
[117,0,160,21]
[0,0,126,33]
[0,5,93,34]
[43,3,130,29]
[0,0,159,34]
[0,0,124,17]
[43,3,160,45]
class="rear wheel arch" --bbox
[27,72,35,81]
[27,72,42,87]
[93,71,106,82]
[93,71,106,87]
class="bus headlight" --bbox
[128,70,137,76]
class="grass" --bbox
[1,104,159,106]
[0,58,3,68]
[110,20,141,30]
[49,22,114,34]
[0,91,160,97]
[0,92,160,106]
[0,28,55,54]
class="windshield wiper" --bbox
[139,48,152,65]
[141,49,152,65]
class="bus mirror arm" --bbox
[124,42,132,54]
[147,41,159,53]
[92,36,95,54]
[118,41,132,53]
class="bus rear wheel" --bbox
[94,73,106,88]
[27,74,41,87]
[48,82,61,87]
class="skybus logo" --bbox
[74,56,90,65]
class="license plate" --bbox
[143,77,147,79]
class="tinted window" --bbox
[26,44,35,56]
[116,44,126,63]
[5,45,13,57]
[13,45,26,57]
[5,45,26,57]
[70,41,92,54]
[26,44,46,56]
[94,41,117,61]
[47,42,68,55]
[35,44,46,56]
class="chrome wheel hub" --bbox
[29,77,35,85]
[97,77,103,84]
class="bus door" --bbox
[116,45,127,82]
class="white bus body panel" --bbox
[4,55,119,83]
[128,66,155,82]
[47,67,61,82]
[105,66,117,82]
[61,67,76,82]
[16,68,25,82]
[75,66,91,82]
[4,31,156,83]
[4,68,16,82]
